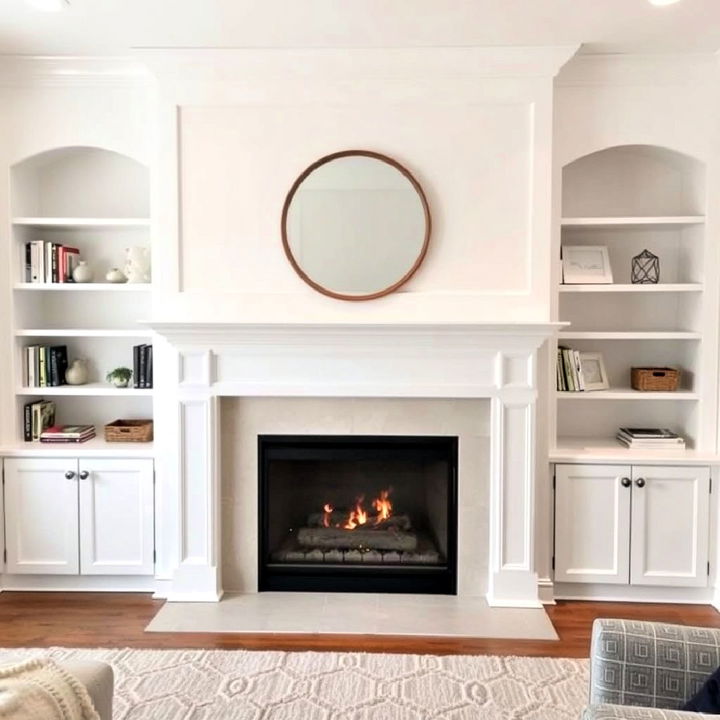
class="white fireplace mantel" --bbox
[149,321,561,607]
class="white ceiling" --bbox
[1,0,719,56]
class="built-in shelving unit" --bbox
[553,144,716,461]
[8,146,154,452]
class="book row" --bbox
[23,344,68,387]
[25,241,80,283]
[556,347,586,392]
[23,399,56,441]
[133,344,153,388]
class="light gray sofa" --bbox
[584,618,720,719]
[0,656,113,720]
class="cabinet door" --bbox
[630,466,710,587]
[4,458,79,575]
[554,464,632,584]
[78,459,154,575]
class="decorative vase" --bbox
[109,376,129,388]
[65,359,89,385]
[72,261,93,284]
[124,246,151,284]
[105,267,127,284]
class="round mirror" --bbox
[282,150,431,301]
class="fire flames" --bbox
[321,489,393,530]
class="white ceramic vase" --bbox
[124,246,151,284]
[65,358,89,385]
[105,267,127,283]
[72,261,93,284]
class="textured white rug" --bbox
[2,648,589,719]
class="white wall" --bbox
[147,47,575,324]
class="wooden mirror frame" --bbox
[281,149,432,301]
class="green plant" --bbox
[106,367,133,383]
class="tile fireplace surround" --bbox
[149,322,559,608]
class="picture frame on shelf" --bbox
[578,352,610,391]
[561,245,613,284]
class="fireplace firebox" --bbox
[258,435,458,593]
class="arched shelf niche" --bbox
[562,144,705,219]
[11,146,149,219]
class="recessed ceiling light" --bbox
[24,0,69,11]
[648,0,682,5]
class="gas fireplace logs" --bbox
[269,489,441,566]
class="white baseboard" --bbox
[554,582,714,604]
[0,574,158,593]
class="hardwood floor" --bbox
[0,592,717,656]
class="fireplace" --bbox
[258,435,458,594]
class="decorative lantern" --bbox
[631,249,660,284]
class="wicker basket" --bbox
[104,419,154,443]
[631,367,680,392]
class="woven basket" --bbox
[631,367,680,392]
[104,419,154,443]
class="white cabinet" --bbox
[3,457,154,576]
[554,464,710,588]
[554,464,631,585]
[79,459,154,575]
[630,466,710,587]
[4,458,80,574]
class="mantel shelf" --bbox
[17,383,153,397]
[14,283,151,292]
[15,329,153,338]
[558,331,702,341]
[557,388,699,401]
[12,217,150,229]
[559,283,702,293]
[561,216,704,229]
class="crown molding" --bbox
[137,45,580,83]
[0,55,152,87]
[556,52,719,87]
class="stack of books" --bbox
[557,346,585,392]
[25,241,80,283]
[39,424,96,444]
[616,427,686,450]
[22,399,56,441]
[133,344,153,388]
[23,345,68,387]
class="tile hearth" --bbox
[146,593,558,639]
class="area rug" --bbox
[1,648,589,719]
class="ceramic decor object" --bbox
[124,246,151,284]
[72,261,93,284]
[65,358,89,385]
[106,267,127,283]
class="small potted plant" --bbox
[106,367,133,388]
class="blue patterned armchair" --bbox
[584,619,720,719]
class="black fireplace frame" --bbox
[258,434,458,594]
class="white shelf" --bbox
[551,438,719,466]
[15,329,152,338]
[561,216,705,228]
[559,331,702,340]
[17,383,153,397]
[557,389,699,401]
[0,438,154,458]
[559,284,702,293]
[12,217,150,229]
[14,283,151,292]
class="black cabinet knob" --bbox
[635,478,646,488]
[621,477,631,488]
[79,470,90,480]
[64,470,76,480]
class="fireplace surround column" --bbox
[151,323,558,606]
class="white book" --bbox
[27,346,37,387]
[30,241,43,283]
[45,241,52,283]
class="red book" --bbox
[60,247,80,283]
